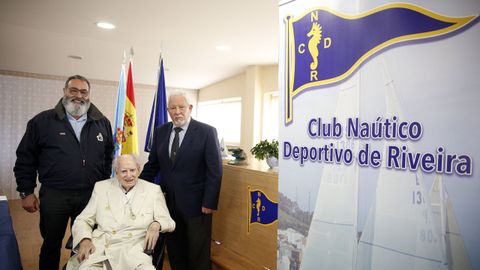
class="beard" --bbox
[173,117,186,127]
[62,96,90,117]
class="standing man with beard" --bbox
[14,75,114,270]
[140,92,222,270]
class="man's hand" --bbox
[77,238,95,263]
[201,207,214,214]
[144,222,161,251]
[21,194,39,213]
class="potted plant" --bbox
[250,139,279,169]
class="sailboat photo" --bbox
[356,58,446,270]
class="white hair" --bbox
[113,154,140,171]
[168,91,190,106]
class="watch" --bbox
[19,192,32,199]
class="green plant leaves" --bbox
[250,139,279,160]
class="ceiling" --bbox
[0,0,279,89]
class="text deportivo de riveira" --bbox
[283,117,472,176]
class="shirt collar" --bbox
[66,112,87,122]
[115,177,137,195]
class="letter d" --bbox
[324,38,332,48]
[283,141,292,158]
[358,144,369,166]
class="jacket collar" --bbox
[54,98,104,121]
[106,178,148,224]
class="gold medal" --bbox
[129,206,136,220]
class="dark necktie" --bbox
[171,127,182,162]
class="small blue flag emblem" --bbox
[248,187,278,232]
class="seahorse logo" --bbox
[307,22,322,70]
[256,197,261,217]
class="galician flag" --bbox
[121,49,139,154]
[112,56,126,158]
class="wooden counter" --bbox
[212,161,278,270]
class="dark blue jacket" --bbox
[14,99,114,193]
[140,119,222,217]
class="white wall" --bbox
[198,64,278,158]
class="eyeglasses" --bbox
[168,105,187,111]
[67,87,89,97]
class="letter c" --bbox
[298,43,305,54]
[308,118,317,137]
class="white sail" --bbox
[300,80,359,270]
[356,58,446,270]
[429,175,473,270]
[219,137,233,160]
[357,170,446,270]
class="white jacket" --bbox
[66,178,175,270]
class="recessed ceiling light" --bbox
[215,45,231,51]
[68,55,83,60]
[96,21,116,30]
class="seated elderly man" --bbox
[66,154,175,270]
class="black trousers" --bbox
[167,210,212,270]
[38,186,92,270]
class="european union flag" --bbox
[284,3,477,124]
[145,57,168,153]
[249,188,278,228]
[144,56,168,184]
